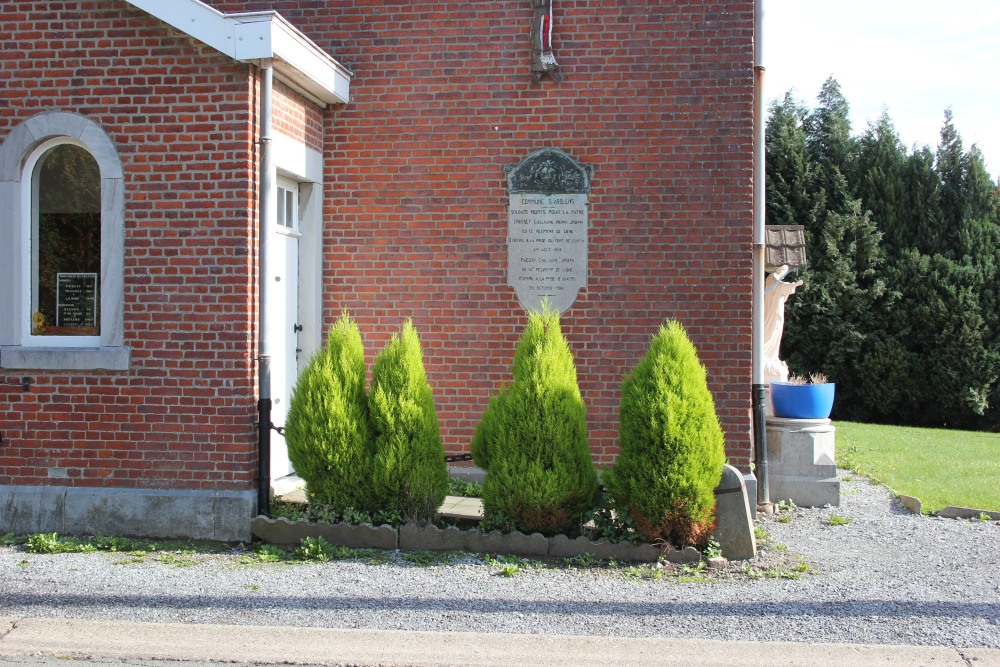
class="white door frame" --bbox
[269,132,324,486]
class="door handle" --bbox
[293,323,303,333]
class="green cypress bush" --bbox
[368,320,448,524]
[284,312,374,511]
[603,321,725,547]
[471,308,597,536]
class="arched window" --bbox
[0,112,127,370]
[24,139,102,345]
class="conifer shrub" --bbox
[603,321,725,547]
[284,312,374,511]
[471,308,597,536]
[368,320,449,525]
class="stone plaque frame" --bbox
[505,148,593,314]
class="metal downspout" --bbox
[752,1,770,508]
[257,61,274,518]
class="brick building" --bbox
[0,0,756,540]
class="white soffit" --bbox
[123,0,351,105]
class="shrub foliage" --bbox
[603,321,725,547]
[368,320,449,524]
[284,312,374,511]
[471,308,597,536]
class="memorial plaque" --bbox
[506,148,593,314]
[56,272,98,328]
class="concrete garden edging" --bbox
[251,463,757,563]
[876,483,998,520]
[250,516,703,563]
[250,516,397,550]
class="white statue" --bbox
[763,265,802,383]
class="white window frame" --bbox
[22,137,101,348]
[0,112,128,371]
[276,177,301,237]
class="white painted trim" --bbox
[271,18,351,106]
[272,133,323,371]
[123,0,351,105]
[273,133,323,185]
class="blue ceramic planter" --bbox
[770,382,835,419]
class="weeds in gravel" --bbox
[15,532,235,559]
[563,552,602,568]
[362,553,392,565]
[8,528,821,588]
[291,537,376,562]
[774,500,795,524]
[401,550,462,567]
[621,564,664,581]
[156,553,199,568]
[240,542,384,566]
[112,551,148,565]
[827,515,852,526]
[251,544,288,563]
[26,533,95,554]
[484,554,545,576]
[673,562,713,583]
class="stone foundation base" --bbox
[0,485,256,541]
[766,417,840,507]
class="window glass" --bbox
[277,184,297,231]
[32,143,101,337]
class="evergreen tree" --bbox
[881,251,998,426]
[805,77,857,217]
[767,84,1000,429]
[603,322,725,548]
[284,313,374,511]
[765,94,817,229]
[783,198,889,418]
[471,307,597,536]
[855,112,909,255]
[368,320,449,524]
[900,146,942,255]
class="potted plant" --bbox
[770,373,835,420]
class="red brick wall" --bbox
[2,0,756,492]
[0,1,260,490]
[273,81,324,153]
[219,1,756,466]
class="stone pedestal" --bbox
[766,417,840,507]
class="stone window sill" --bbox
[0,346,130,371]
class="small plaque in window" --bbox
[56,272,98,329]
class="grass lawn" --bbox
[835,421,1000,513]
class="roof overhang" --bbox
[123,0,351,106]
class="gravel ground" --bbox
[1,472,997,648]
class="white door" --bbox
[269,178,301,479]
